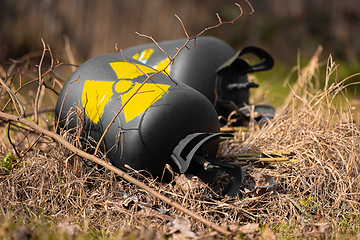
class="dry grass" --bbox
[1,46,360,239]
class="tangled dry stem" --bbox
[1,6,360,238]
[1,45,360,237]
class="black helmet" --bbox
[123,36,275,125]
[55,53,244,195]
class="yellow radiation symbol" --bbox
[82,62,170,123]
[132,49,171,75]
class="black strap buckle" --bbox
[171,133,244,196]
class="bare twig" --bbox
[174,14,189,39]
[55,77,80,132]
[34,38,47,123]
[7,121,20,158]
[195,1,253,38]
[94,67,166,155]
[0,76,25,116]
[1,62,64,110]
[17,133,43,165]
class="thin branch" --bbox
[17,133,43,165]
[195,2,253,38]
[34,38,47,123]
[0,76,25,116]
[94,49,164,154]
[94,68,160,155]
[7,121,20,158]
[3,62,64,97]
[0,110,231,236]
[135,32,173,64]
[55,77,80,132]
[174,14,189,39]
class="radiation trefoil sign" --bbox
[81,62,170,123]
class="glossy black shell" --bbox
[123,36,240,105]
[55,53,220,177]
[123,36,275,121]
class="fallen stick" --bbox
[0,111,231,236]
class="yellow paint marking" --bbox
[132,49,172,74]
[82,62,170,124]
[82,80,114,124]
[132,53,139,60]
[153,58,171,75]
[137,49,154,63]
[109,62,155,79]
[115,80,170,122]
[114,79,133,93]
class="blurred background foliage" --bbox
[0,0,359,107]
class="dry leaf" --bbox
[244,172,276,196]
[254,172,276,189]
[137,206,173,222]
[167,217,197,239]
[302,222,332,238]
[239,223,259,234]
[175,174,207,193]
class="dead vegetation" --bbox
[1,5,360,239]
[0,43,359,239]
